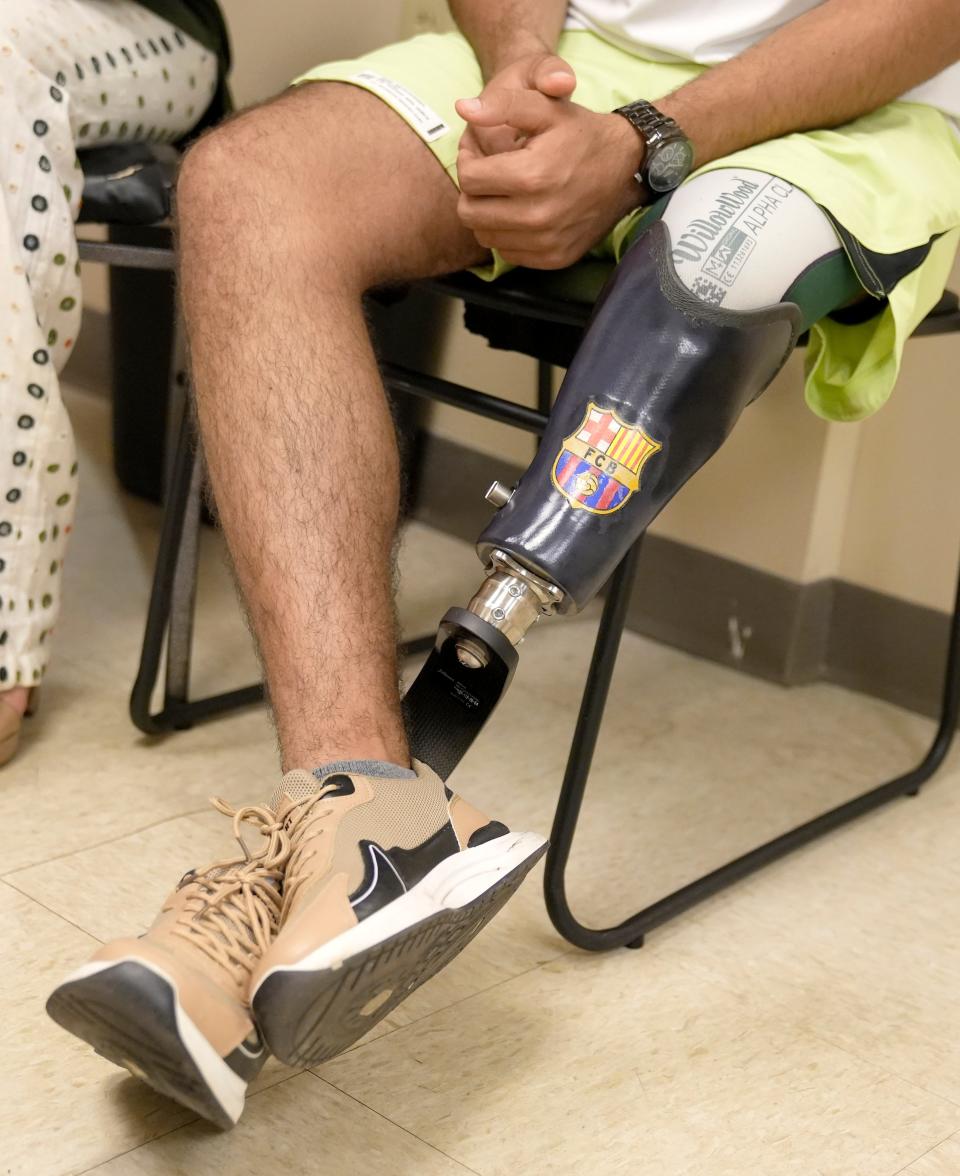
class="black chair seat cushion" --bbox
[437,262,959,364]
[78,143,178,226]
[433,262,609,369]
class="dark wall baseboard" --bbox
[410,431,953,721]
[827,580,953,719]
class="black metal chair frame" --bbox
[78,229,960,952]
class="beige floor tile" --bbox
[0,695,279,874]
[8,808,264,942]
[1,876,301,1176]
[89,1072,474,1176]
[901,1135,960,1174]
[636,756,960,1110]
[317,949,960,1176]
[1,881,194,1176]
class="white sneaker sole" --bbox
[252,830,547,1066]
[47,957,249,1129]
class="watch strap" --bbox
[614,99,690,191]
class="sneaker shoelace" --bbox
[275,783,350,914]
[169,798,291,976]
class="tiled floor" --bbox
[5,380,960,1175]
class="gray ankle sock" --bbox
[313,759,416,781]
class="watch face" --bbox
[647,138,694,192]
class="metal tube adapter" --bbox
[456,550,564,668]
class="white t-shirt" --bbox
[566,0,960,118]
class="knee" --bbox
[177,107,281,237]
[176,94,363,284]
[175,125,225,224]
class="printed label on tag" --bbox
[350,71,449,142]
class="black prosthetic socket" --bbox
[478,221,803,611]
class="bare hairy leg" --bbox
[177,83,483,769]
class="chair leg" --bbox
[129,399,202,733]
[902,542,960,791]
[131,396,271,732]
[163,422,203,717]
[159,316,199,717]
[543,540,644,950]
[162,316,190,500]
[543,537,960,952]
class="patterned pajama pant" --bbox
[0,0,216,688]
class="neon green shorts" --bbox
[297,30,960,422]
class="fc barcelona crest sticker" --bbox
[551,403,661,515]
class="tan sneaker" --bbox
[46,799,289,1129]
[250,761,547,1067]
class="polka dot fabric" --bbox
[0,2,216,689]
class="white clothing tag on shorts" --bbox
[350,70,449,142]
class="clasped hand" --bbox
[454,53,642,270]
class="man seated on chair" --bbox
[46,0,960,1130]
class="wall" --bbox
[220,0,405,109]
[839,319,960,611]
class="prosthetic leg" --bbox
[405,219,802,777]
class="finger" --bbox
[530,54,577,98]
[455,88,560,133]
[458,193,555,234]
[458,125,519,174]
[474,123,527,156]
[464,220,580,268]
[458,148,554,197]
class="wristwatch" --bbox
[613,99,694,194]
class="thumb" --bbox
[455,88,557,134]
[530,54,576,98]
